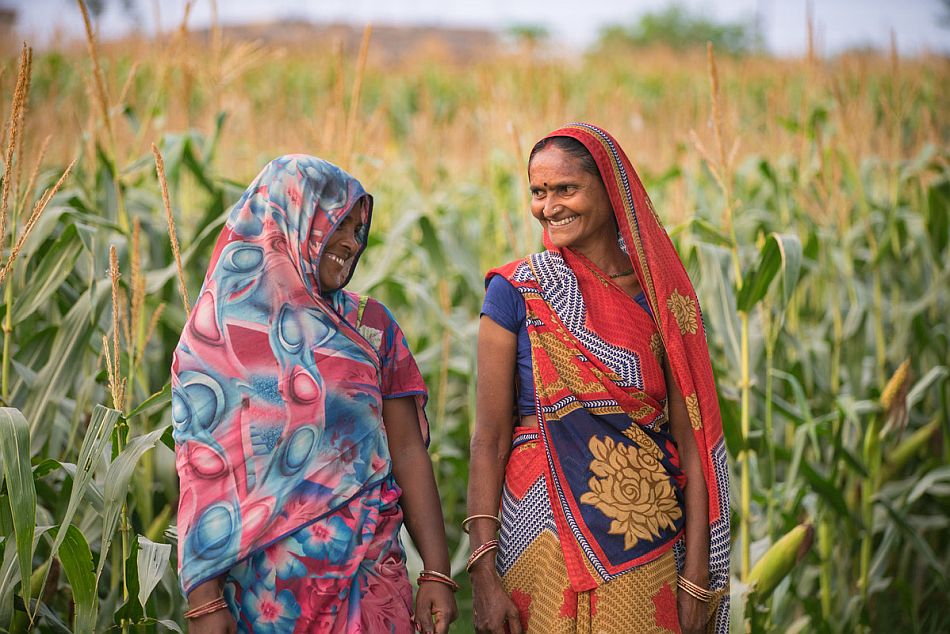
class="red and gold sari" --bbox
[487,123,730,633]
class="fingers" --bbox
[434,611,450,634]
[506,608,524,634]
[415,598,435,634]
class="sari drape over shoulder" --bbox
[488,124,730,633]
[171,155,427,615]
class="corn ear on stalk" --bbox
[880,417,942,484]
[748,523,814,602]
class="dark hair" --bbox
[528,136,599,178]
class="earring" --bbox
[618,231,628,254]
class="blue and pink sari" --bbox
[171,155,427,633]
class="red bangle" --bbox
[466,539,499,573]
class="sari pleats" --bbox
[498,429,682,634]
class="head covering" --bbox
[509,123,730,630]
[539,123,727,481]
[171,155,395,593]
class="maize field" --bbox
[0,8,947,633]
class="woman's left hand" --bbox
[677,590,707,634]
[414,581,458,634]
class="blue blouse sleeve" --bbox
[481,275,526,333]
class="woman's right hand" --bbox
[470,316,522,633]
[187,609,237,634]
[471,568,523,634]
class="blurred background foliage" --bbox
[0,1,947,632]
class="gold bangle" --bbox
[418,569,460,592]
[184,596,228,619]
[462,514,501,534]
[677,575,713,602]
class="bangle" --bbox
[677,575,714,602]
[184,596,228,619]
[462,514,502,534]
[417,569,460,592]
[466,539,499,573]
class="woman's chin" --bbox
[546,232,575,249]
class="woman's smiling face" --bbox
[528,146,614,252]
[316,198,366,292]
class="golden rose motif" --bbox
[579,436,682,550]
[666,289,698,335]
[685,393,703,429]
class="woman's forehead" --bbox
[530,149,590,182]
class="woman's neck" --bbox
[571,238,630,277]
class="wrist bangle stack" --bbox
[677,575,714,602]
[184,596,228,619]
[462,514,501,534]
[466,539,499,573]
[417,569,460,592]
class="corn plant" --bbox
[0,8,947,631]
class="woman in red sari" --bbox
[467,124,730,634]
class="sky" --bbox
[4,0,949,56]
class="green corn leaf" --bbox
[136,535,171,610]
[0,408,36,613]
[157,618,184,633]
[54,406,119,545]
[21,287,107,438]
[33,406,120,612]
[11,224,84,323]
[31,459,62,480]
[907,465,950,505]
[906,366,949,411]
[33,599,72,633]
[0,533,17,629]
[737,232,801,312]
[56,524,97,634]
[418,215,447,271]
[203,111,228,168]
[0,526,54,629]
[96,426,169,583]
[180,137,216,194]
[800,458,854,523]
[926,178,949,256]
[736,235,781,311]
[696,243,741,375]
[126,382,171,420]
[114,535,143,624]
[877,497,947,581]
[689,216,735,248]
[717,390,743,456]
[773,233,803,308]
[57,463,105,513]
